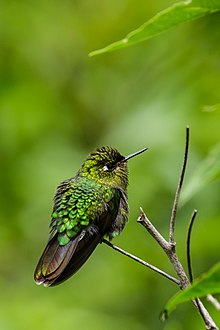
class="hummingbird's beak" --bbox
[123,148,148,162]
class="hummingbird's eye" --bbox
[103,163,115,172]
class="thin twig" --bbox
[196,299,219,330]
[207,295,220,311]
[187,209,198,283]
[185,210,206,323]
[169,125,190,244]
[102,239,180,285]
[138,207,171,251]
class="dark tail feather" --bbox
[34,224,102,287]
[50,225,102,286]
[34,235,79,287]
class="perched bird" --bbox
[34,146,147,287]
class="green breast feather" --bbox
[49,177,115,246]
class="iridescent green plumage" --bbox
[34,146,146,287]
[50,177,122,246]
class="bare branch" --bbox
[138,208,189,287]
[103,126,218,329]
[169,125,190,244]
[207,295,220,311]
[102,239,180,285]
[185,210,207,326]
[187,209,198,283]
[196,299,219,330]
[138,209,218,329]
[137,207,170,251]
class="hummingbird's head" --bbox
[79,146,147,189]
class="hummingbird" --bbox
[34,146,147,287]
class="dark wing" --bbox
[107,188,128,240]
[34,179,120,287]
[34,232,82,286]
[34,223,103,287]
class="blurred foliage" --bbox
[181,142,220,205]
[0,0,220,329]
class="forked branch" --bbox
[103,126,218,329]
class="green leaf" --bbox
[89,0,220,56]
[181,143,220,205]
[162,262,220,320]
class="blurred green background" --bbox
[0,1,220,329]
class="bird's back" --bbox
[34,176,121,286]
